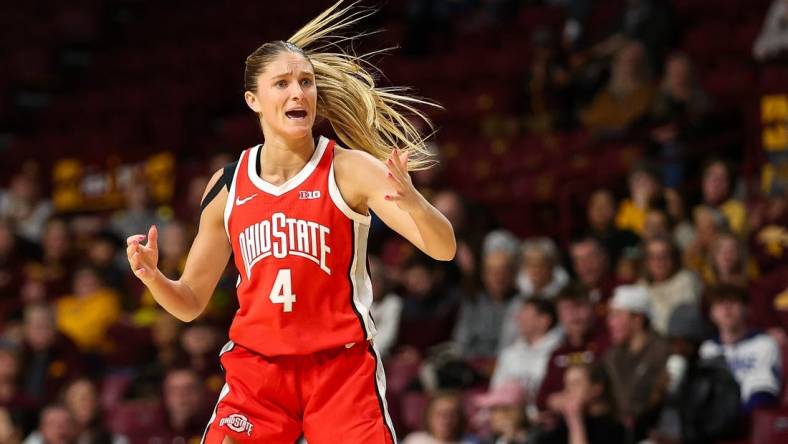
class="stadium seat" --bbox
[752,408,788,444]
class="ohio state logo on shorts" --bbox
[219,413,254,436]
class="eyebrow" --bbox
[271,71,315,80]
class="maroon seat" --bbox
[752,407,788,444]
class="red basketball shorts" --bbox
[201,340,397,443]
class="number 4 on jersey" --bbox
[270,269,296,312]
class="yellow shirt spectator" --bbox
[56,267,122,353]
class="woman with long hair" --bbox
[125,2,456,443]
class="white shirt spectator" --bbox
[491,327,564,406]
[640,269,702,335]
[753,0,788,60]
[700,331,782,405]
[370,293,403,358]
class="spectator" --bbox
[26,218,75,298]
[396,253,461,355]
[615,164,662,235]
[748,188,787,274]
[0,219,26,323]
[178,322,223,395]
[663,188,695,251]
[521,28,575,132]
[684,206,728,276]
[369,255,403,358]
[640,236,702,334]
[18,304,83,406]
[61,378,128,444]
[537,285,609,413]
[22,404,76,444]
[109,184,165,241]
[144,368,210,443]
[0,346,36,436]
[430,190,480,294]
[642,205,673,242]
[649,304,743,444]
[403,391,477,444]
[597,0,677,64]
[454,231,520,358]
[492,299,563,411]
[753,0,788,61]
[700,285,782,413]
[55,265,121,354]
[698,159,747,236]
[0,171,53,244]
[580,41,656,135]
[515,238,568,300]
[703,232,752,288]
[533,363,626,444]
[584,190,639,265]
[604,285,670,441]
[569,236,615,309]
[84,231,125,296]
[475,381,529,444]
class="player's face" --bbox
[247,51,317,140]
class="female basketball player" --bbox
[125,2,455,443]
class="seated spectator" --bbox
[25,218,76,298]
[537,285,609,413]
[109,184,165,241]
[703,232,754,288]
[595,0,677,64]
[61,378,128,444]
[580,41,656,135]
[533,363,626,444]
[664,188,695,251]
[0,346,36,435]
[698,159,747,236]
[569,236,615,309]
[0,219,26,324]
[369,255,403,359]
[615,163,663,235]
[0,170,53,244]
[22,404,76,444]
[396,253,461,356]
[642,205,673,242]
[143,368,210,443]
[454,231,519,359]
[700,285,782,413]
[515,238,568,300]
[748,188,788,273]
[684,206,729,276]
[55,265,121,354]
[84,231,126,296]
[475,381,529,444]
[402,391,477,444]
[584,189,640,265]
[650,304,743,444]
[753,0,788,61]
[18,304,84,406]
[492,299,563,411]
[178,322,223,395]
[604,285,670,440]
[649,53,711,188]
[640,236,702,334]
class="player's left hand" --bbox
[385,147,426,214]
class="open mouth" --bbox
[285,110,307,120]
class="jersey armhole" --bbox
[328,153,372,226]
[223,158,242,242]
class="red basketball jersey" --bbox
[223,136,375,356]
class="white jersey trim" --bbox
[247,136,328,196]
[329,151,372,226]
[224,150,245,242]
[200,382,231,444]
[349,221,376,339]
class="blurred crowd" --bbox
[1,0,788,444]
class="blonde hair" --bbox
[244,1,440,170]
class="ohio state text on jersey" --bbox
[223,136,376,356]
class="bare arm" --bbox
[126,169,232,321]
[335,147,456,261]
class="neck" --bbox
[259,131,315,180]
[720,325,746,344]
[628,328,648,353]
[525,329,547,345]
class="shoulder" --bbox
[332,144,386,179]
[744,332,779,355]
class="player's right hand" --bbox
[126,225,159,284]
